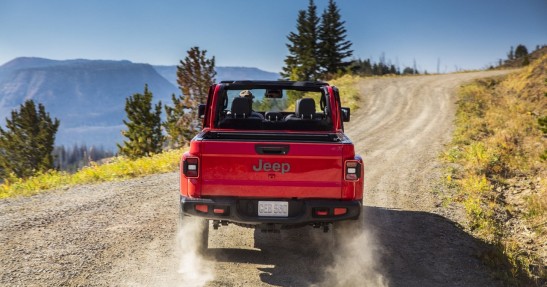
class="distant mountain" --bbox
[153,65,280,87]
[0,57,178,150]
[0,57,280,150]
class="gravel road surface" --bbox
[0,71,512,287]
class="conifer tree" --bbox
[163,93,192,148]
[0,100,59,179]
[117,84,164,158]
[281,10,307,81]
[318,0,353,79]
[168,47,216,146]
[177,47,216,106]
[515,44,528,58]
[281,0,321,81]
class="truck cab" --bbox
[179,80,363,248]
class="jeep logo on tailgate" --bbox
[253,159,290,174]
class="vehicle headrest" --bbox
[231,97,252,118]
[295,98,316,119]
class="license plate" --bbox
[258,201,288,217]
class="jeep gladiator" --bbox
[179,80,363,248]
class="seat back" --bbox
[231,97,252,118]
[295,98,316,119]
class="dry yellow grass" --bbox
[444,55,546,284]
[0,149,183,199]
[330,74,361,110]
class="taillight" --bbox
[345,160,361,181]
[183,157,199,178]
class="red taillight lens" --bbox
[183,157,199,178]
[345,160,361,181]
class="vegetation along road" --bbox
[0,70,515,287]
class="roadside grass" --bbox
[330,74,361,110]
[442,55,547,285]
[0,149,183,199]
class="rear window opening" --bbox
[214,88,334,131]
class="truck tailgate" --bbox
[200,141,344,199]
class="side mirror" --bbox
[198,104,206,119]
[341,107,350,122]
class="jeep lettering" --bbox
[253,159,290,174]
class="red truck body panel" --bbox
[200,141,343,198]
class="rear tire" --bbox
[197,219,209,251]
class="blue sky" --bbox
[1,0,546,73]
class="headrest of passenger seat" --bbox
[295,98,316,119]
[231,97,252,118]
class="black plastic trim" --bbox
[180,196,362,226]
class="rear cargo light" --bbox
[345,160,361,181]
[183,157,199,178]
[195,204,208,213]
[334,208,347,216]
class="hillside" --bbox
[0,58,279,150]
[445,55,546,285]
[496,45,547,69]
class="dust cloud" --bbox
[175,218,214,287]
[316,221,388,287]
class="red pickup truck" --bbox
[179,80,363,249]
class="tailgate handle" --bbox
[255,145,290,155]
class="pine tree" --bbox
[318,0,353,79]
[515,44,528,58]
[281,10,307,81]
[0,100,59,179]
[163,93,193,149]
[177,47,216,106]
[302,0,320,80]
[167,47,216,146]
[117,84,164,158]
[281,0,321,81]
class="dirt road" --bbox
[0,71,512,287]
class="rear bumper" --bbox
[180,196,361,227]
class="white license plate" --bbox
[258,201,289,217]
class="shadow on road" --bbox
[361,206,507,287]
[205,206,508,287]
[207,226,333,286]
